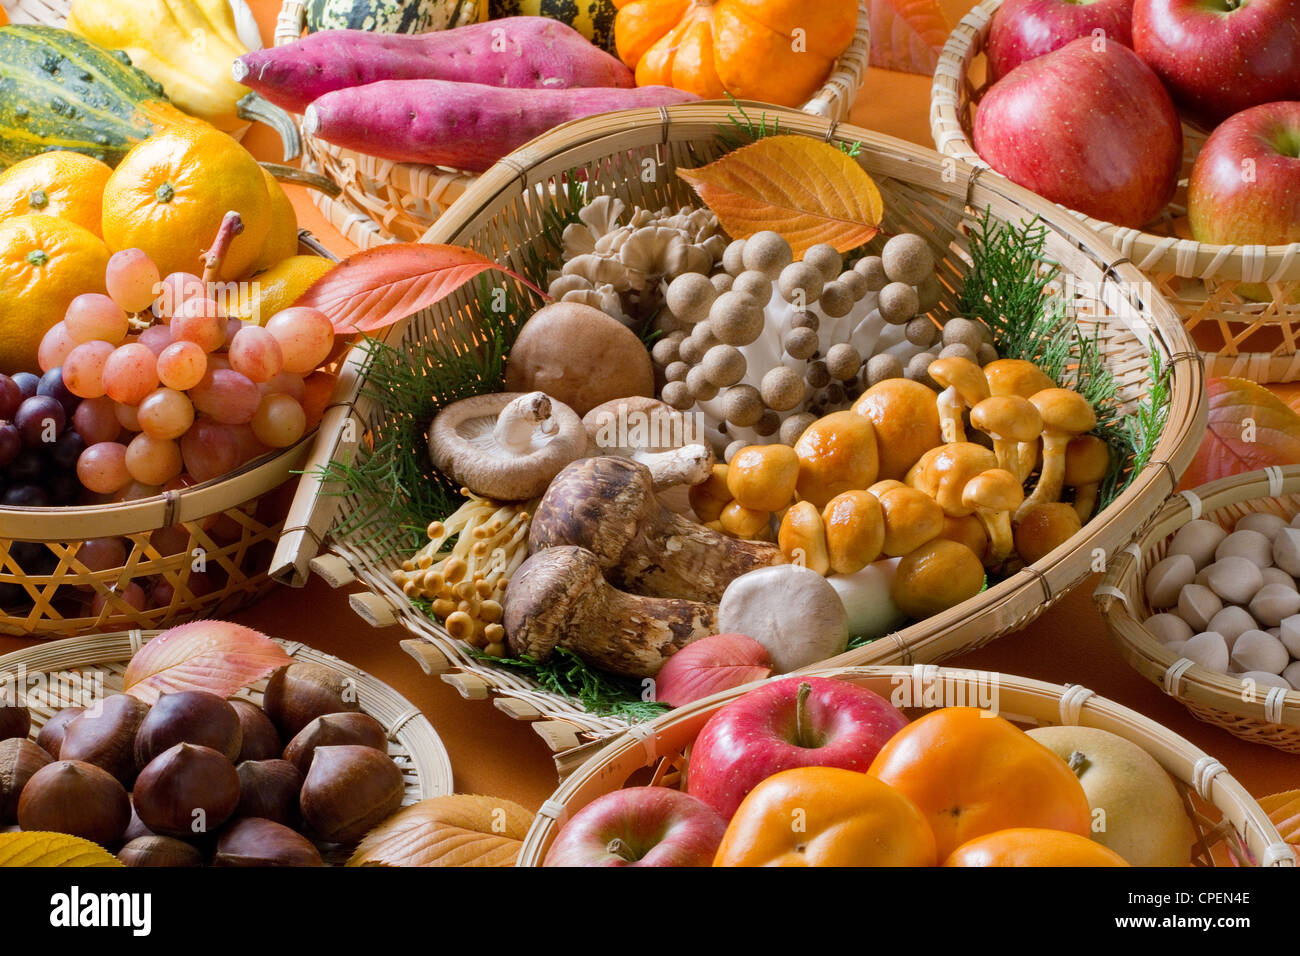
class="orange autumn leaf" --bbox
[1179,377,1300,489]
[1267,381,1300,417]
[868,0,950,75]
[677,135,883,257]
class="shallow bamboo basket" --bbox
[1097,466,1300,753]
[272,0,874,249]
[271,104,1206,756]
[518,664,1293,867]
[930,0,1300,384]
[0,629,453,864]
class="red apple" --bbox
[542,787,726,867]
[1133,0,1300,129]
[987,0,1135,81]
[686,676,908,819]
[973,37,1182,227]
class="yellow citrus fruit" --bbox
[0,214,110,374]
[229,254,334,324]
[0,152,113,237]
[250,168,300,274]
[101,124,271,281]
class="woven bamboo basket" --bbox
[0,629,453,863]
[272,0,874,249]
[1097,466,1300,753]
[271,105,1207,756]
[930,0,1300,384]
[517,664,1293,867]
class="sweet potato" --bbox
[302,81,699,172]
[234,16,634,113]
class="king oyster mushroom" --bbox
[428,392,587,501]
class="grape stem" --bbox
[202,211,245,289]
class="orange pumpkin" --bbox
[714,766,936,867]
[944,828,1130,867]
[614,0,858,108]
[868,707,1093,860]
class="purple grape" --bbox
[0,375,21,420]
[14,395,65,447]
[3,485,48,507]
[0,423,19,469]
[49,472,81,504]
[7,450,43,483]
[11,373,39,401]
[51,430,85,470]
[38,368,79,416]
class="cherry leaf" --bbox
[0,832,122,867]
[1178,377,1300,489]
[122,620,294,704]
[295,243,546,334]
[868,0,950,75]
[653,633,772,708]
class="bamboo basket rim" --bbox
[929,0,1300,281]
[517,663,1294,867]
[1096,465,1300,729]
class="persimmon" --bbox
[944,828,1130,867]
[868,707,1092,860]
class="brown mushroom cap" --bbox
[778,500,830,574]
[1014,502,1083,564]
[983,359,1056,399]
[962,469,1024,514]
[727,444,800,512]
[852,379,943,480]
[904,443,998,516]
[938,514,988,558]
[890,539,986,619]
[793,411,879,508]
[821,490,885,575]
[928,357,990,407]
[1032,388,1097,438]
[970,396,1043,444]
[1064,434,1111,486]
[876,486,945,556]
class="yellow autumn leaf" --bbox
[678,136,884,258]
[0,832,123,867]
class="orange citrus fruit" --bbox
[0,214,110,374]
[229,254,333,324]
[0,152,113,237]
[249,167,300,275]
[944,828,1131,867]
[101,124,271,281]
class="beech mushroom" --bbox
[528,456,784,603]
[928,357,990,443]
[904,443,999,517]
[778,501,831,575]
[970,396,1042,481]
[890,539,985,619]
[502,547,717,678]
[876,486,945,557]
[1013,502,1083,565]
[1020,389,1097,515]
[851,378,943,481]
[428,392,586,501]
[717,565,849,673]
[821,490,886,575]
[793,411,879,508]
[962,469,1024,566]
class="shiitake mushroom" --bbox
[300,745,403,844]
[59,695,150,786]
[0,703,30,741]
[262,663,360,740]
[17,759,131,846]
[35,707,84,758]
[235,759,301,827]
[133,743,240,839]
[117,835,203,867]
[212,817,324,867]
[282,712,387,774]
[229,699,280,762]
[0,738,53,824]
[134,691,243,768]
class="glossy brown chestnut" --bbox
[235,759,302,827]
[16,759,130,846]
[282,712,387,775]
[35,707,84,758]
[300,744,403,844]
[262,663,359,740]
[122,799,154,843]
[0,738,53,824]
[134,691,242,768]
[133,743,240,839]
[0,703,30,741]
[229,699,280,762]
[59,695,150,786]
[117,835,203,867]
[212,816,324,867]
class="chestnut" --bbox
[229,699,280,762]
[213,816,324,867]
[134,691,242,768]
[17,760,130,846]
[300,745,403,844]
[283,712,387,774]
[117,835,203,867]
[235,759,302,827]
[263,663,359,740]
[35,707,84,758]
[0,738,53,824]
[59,695,150,786]
[122,799,154,843]
[133,743,240,839]
[0,703,30,741]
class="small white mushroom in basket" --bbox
[716,564,849,673]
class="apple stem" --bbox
[1067,749,1091,776]
[796,681,812,748]
[606,837,636,862]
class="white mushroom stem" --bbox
[638,444,714,489]
[975,506,1014,565]
[1021,433,1072,516]
[937,387,967,443]
[493,393,558,452]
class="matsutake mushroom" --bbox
[428,392,587,501]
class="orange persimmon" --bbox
[944,828,1130,867]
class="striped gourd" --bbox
[305,0,484,33]
[487,0,619,51]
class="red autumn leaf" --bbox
[653,633,772,708]
[123,620,294,704]
[1179,377,1300,489]
[295,243,545,334]
[868,0,950,75]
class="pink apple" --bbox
[987,0,1135,81]
[1133,0,1300,129]
[1188,101,1300,249]
[685,676,908,819]
[973,37,1182,227]
[543,787,726,867]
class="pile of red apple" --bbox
[971,0,1300,247]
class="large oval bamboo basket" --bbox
[0,629,453,864]
[930,0,1300,384]
[517,664,1293,867]
[1097,466,1300,753]
[273,0,874,249]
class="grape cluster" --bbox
[0,369,87,506]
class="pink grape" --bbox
[72,396,121,445]
[105,249,160,314]
[150,524,191,555]
[64,293,129,345]
[156,340,207,391]
[154,272,205,321]
[251,393,307,448]
[264,307,334,374]
[77,441,131,494]
[150,578,176,609]
[172,297,226,353]
[125,432,183,486]
[224,318,243,348]
[112,481,160,502]
[137,387,195,440]
[63,341,115,398]
[77,537,127,573]
[228,325,283,383]
[180,419,243,482]
[230,422,270,463]
[38,322,79,372]
[137,324,173,356]
[115,401,141,433]
[259,372,306,401]
[207,354,232,374]
[90,582,147,615]
[161,474,196,492]
[190,368,260,424]
[102,343,159,405]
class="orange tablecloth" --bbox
[2,0,1293,814]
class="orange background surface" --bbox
[1,0,1294,814]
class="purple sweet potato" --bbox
[302,81,700,172]
[234,17,634,113]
